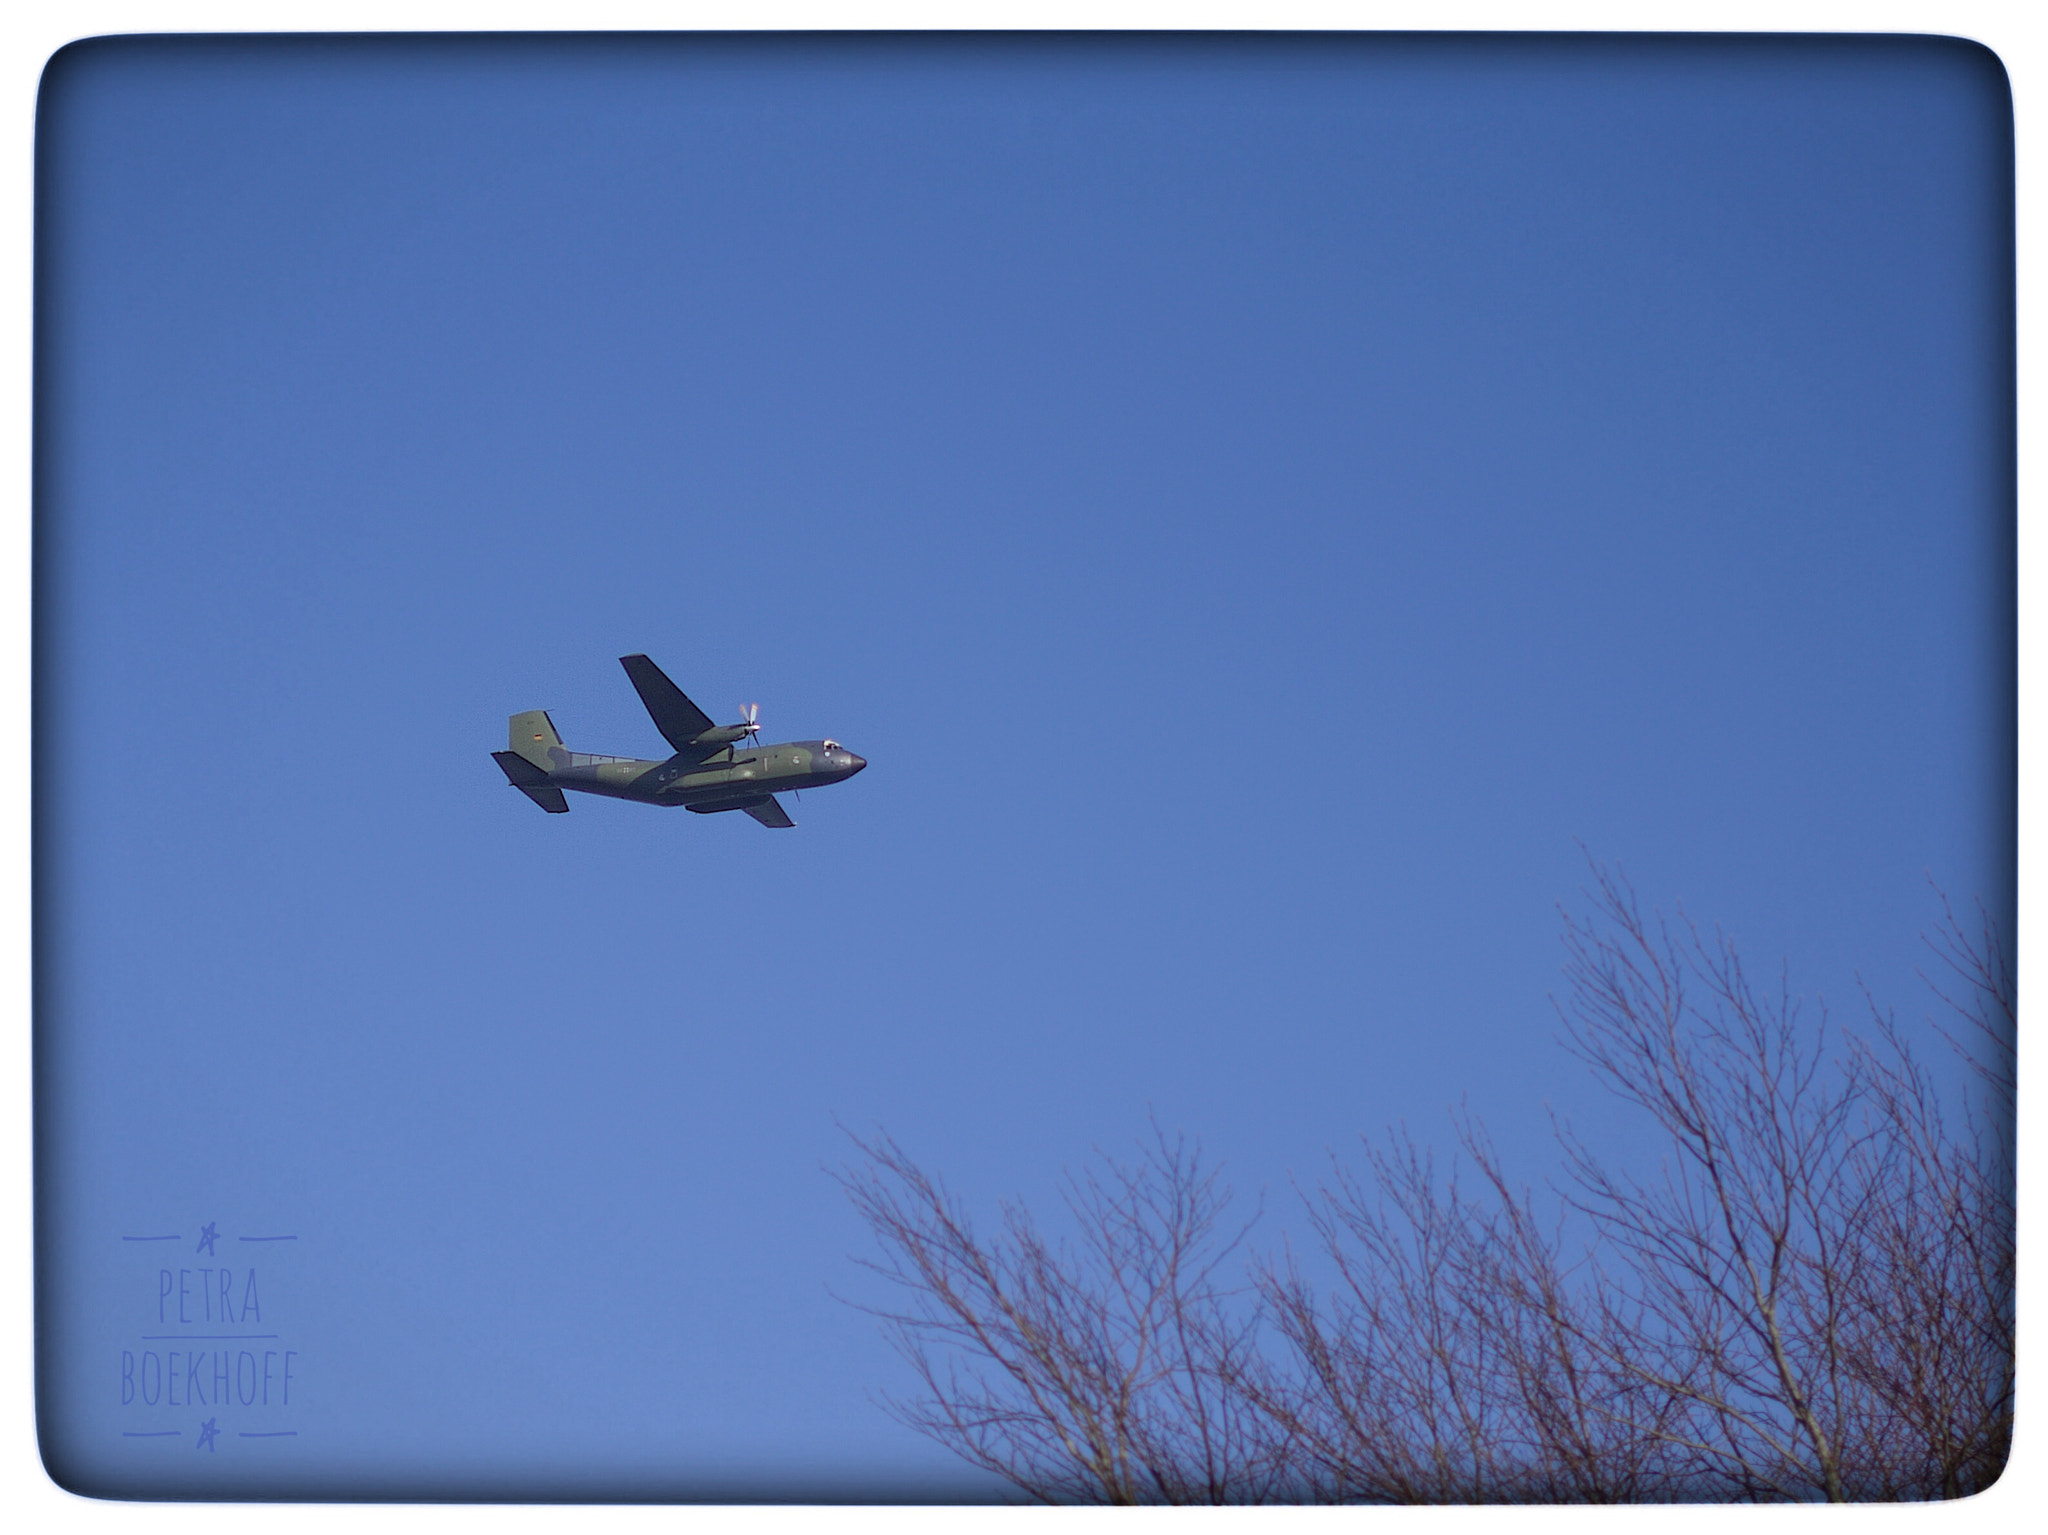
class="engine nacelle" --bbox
[689,724,754,749]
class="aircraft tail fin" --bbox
[508,710,563,771]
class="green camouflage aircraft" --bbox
[492,654,865,828]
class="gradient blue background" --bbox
[35,33,2012,1498]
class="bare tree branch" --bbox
[834,866,2014,1503]
[832,1119,1296,1503]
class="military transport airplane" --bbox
[492,654,865,827]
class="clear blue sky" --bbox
[36,33,2011,1499]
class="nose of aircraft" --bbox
[844,752,867,775]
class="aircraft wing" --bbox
[684,793,796,828]
[492,751,570,813]
[741,795,796,829]
[619,654,718,756]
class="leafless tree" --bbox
[838,868,2014,1503]
[1261,1119,1698,1502]
[1831,894,2015,1497]
[1522,866,2014,1500]
[834,1122,1298,1503]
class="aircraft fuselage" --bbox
[549,739,866,808]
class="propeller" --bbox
[738,702,761,748]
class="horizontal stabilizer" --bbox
[620,654,717,756]
[493,750,551,786]
[493,751,569,813]
[515,783,570,814]
[686,793,796,828]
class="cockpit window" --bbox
[822,739,839,752]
